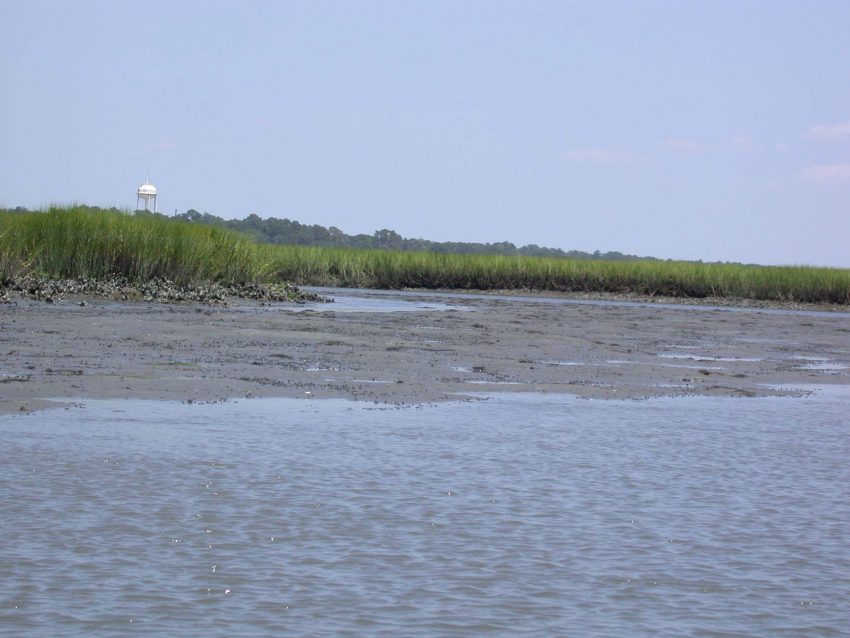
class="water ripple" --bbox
[1,390,848,637]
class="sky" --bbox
[2,1,849,267]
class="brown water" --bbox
[1,389,848,637]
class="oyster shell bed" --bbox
[0,275,328,305]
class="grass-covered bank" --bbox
[267,245,850,305]
[3,206,849,305]
[1,205,266,285]
[0,206,322,303]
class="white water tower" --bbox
[137,177,158,212]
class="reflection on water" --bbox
[304,286,850,319]
[1,390,849,637]
[657,353,765,362]
[253,294,470,314]
[788,357,850,372]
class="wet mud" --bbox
[2,291,849,413]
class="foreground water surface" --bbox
[1,390,848,637]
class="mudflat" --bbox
[2,289,850,413]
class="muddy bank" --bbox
[2,290,850,414]
[0,275,327,305]
[423,287,850,313]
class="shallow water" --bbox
[252,294,469,314]
[1,391,848,637]
[305,286,850,319]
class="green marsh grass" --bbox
[0,205,268,285]
[3,206,848,304]
[266,246,850,304]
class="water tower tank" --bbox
[137,179,158,212]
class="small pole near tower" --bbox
[137,175,158,212]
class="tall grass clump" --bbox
[267,245,850,304]
[0,205,268,285]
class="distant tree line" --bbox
[169,209,659,261]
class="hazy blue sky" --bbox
[3,1,849,266]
